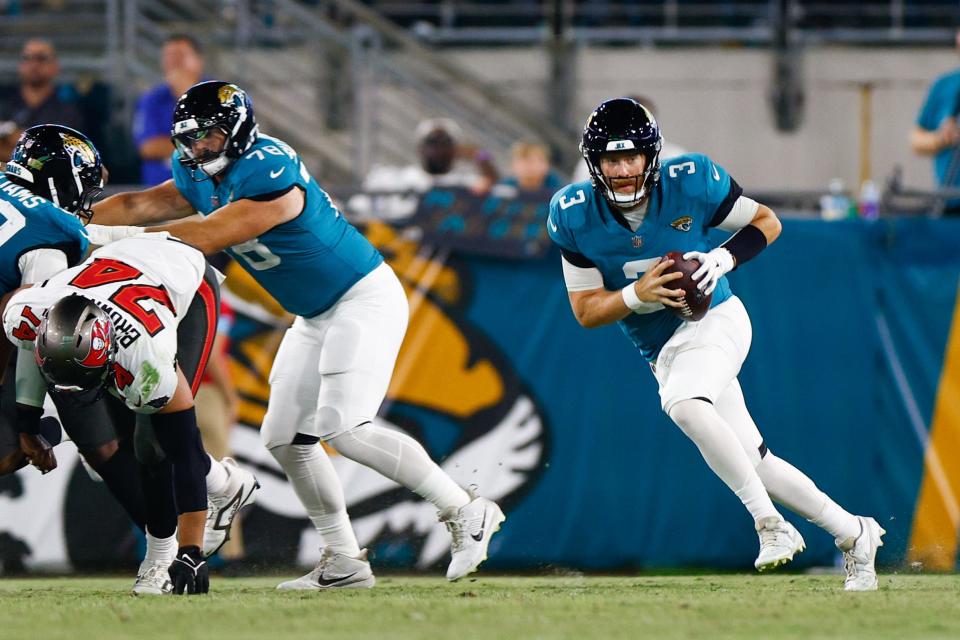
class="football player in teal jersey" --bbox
[92,81,504,587]
[548,98,883,591]
[0,124,96,477]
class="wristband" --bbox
[720,225,767,270]
[621,283,663,314]
[15,402,43,436]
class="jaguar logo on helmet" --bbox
[79,317,111,368]
[59,133,96,167]
[217,84,244,107]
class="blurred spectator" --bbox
[133,34,205,186]
[0,39,82,132]
[498,140,565,194]
[571,95,688,183]
[911,29,960,215]
[0,121,18,163]
[350,118,499,222]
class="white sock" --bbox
[205,455,230,497]
[329,423,470,511]
[310,511,361,557]
[268,442,362,556]
[414,468,473,512]
[668,399,780,523]
[144,528,177,564]
[757,453,860,540]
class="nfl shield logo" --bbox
[632,236,643,249]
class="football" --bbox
[662,251,712,321]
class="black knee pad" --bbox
[150,409,210,514]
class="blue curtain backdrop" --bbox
[2,217,958,572]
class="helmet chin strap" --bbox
[47,177,60,207]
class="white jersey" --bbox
[3,235,206,413]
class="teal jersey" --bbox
[0,176,89,294]
[172,134,383,317]
[547,153,741,362]
[916,68,960,201]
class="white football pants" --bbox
[657,297,859,538]
[261,262,408,447]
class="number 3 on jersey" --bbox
[558,189,586,210]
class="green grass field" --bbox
[1,574,958,640]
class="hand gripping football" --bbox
[662,251,712,321]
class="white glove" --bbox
[84,224,147,246]
[683,248,734,295]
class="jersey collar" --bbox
[599,180,661,233]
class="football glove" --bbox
[18,432,57,474]
[169,546,209,595]
[683,248,735,295]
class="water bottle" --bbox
[820,178,848,221]
[858,180,880,220]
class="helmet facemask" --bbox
[583,142,661,210]
[173,122,232,181]
[69,163,105,224]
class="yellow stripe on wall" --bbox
[908,287,960,570]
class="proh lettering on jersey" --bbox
[0,177,46,209]
[93,300,142,349]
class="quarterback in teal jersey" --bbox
[549,98,883,590]
[93,81,503,587]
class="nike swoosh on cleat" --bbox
[471,509,490,542]
[316,571,360,587]
[213,490,243,530]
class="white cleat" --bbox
[441,492,506,581]
[754,517,805,571]
[837,516,885,591]
[276,548,375,591]
[132,561,173,596]
[203,457,260,557]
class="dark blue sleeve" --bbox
[132,89,172,146]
